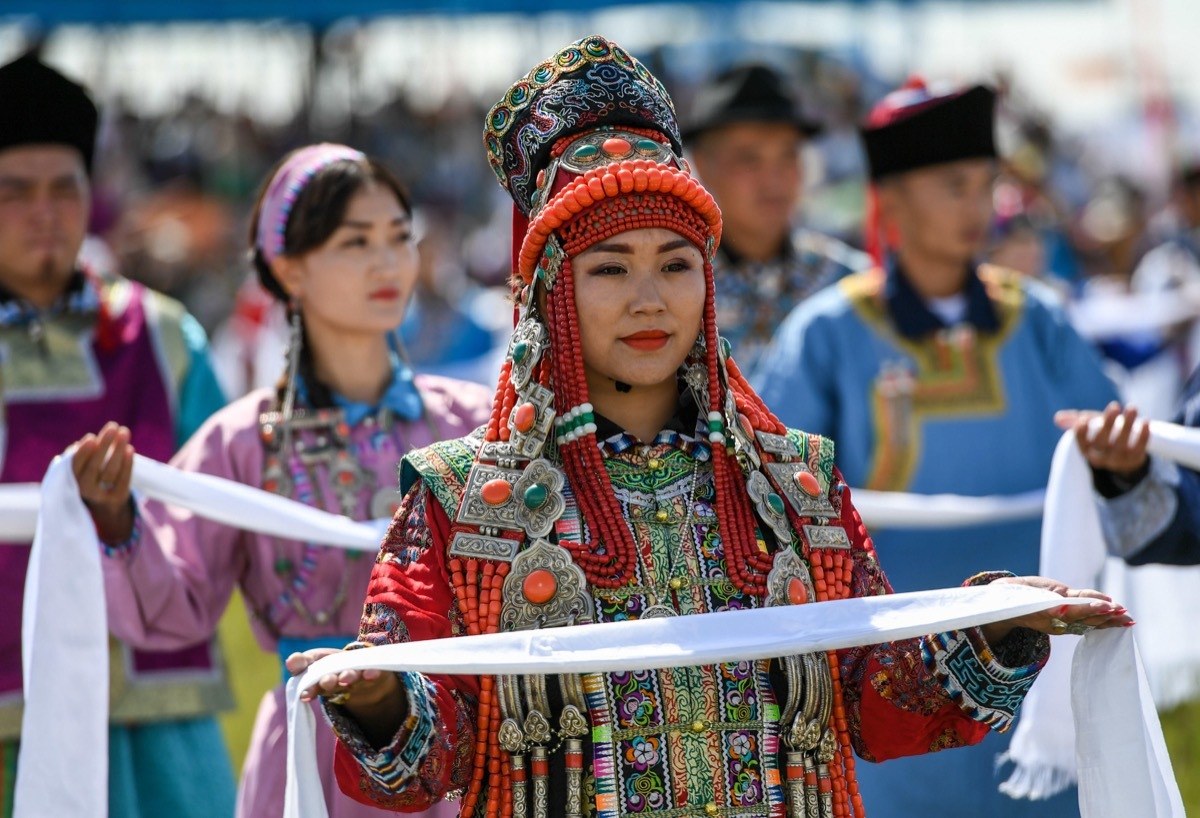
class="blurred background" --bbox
[9,0,1200,394]
[6,0,1200,808]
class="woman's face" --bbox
[275,181,417,337]
[571,226,706,392]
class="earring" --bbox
[682,332,708,407]
[280,302,303,426]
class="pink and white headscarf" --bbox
[255,143,366,264]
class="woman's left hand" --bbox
[980,575,1133,646]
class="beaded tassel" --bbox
[449,557,511,818]
[702,260,773,595]
[806,543,862,818]
[546,257,637,587]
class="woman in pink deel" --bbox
[72,144,487,818]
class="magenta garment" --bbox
[0,280,223,717]
[102,375,491,818]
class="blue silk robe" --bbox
[753,263,1118,818]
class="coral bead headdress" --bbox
[468,34,802,595]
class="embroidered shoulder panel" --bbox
[399,427,485,516]
[975,264,1027,321]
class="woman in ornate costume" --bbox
[73,144,487,817]
[291,40,1129,818]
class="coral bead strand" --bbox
[485,361,513,443]
[700,263,768,596]
[547,258,636,586]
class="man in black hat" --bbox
[755,80,1117,818]
[0,53,235,816]
[684,63,869,372]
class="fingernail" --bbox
[1124,621,1137,627]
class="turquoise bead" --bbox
[636,138,660,153]
[573,143,599,160]
[513,341,528,363]
[524,483,548,509]
[766,493,786,516]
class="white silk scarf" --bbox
[14,427,1192,817]
[1000,422,1200,808]
[14,453,383,818]
[0,483,41,541]
[282,586,1180,818]
[1067,286,1200,340]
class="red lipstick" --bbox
[369,287,401,301]
[620,330,669,351]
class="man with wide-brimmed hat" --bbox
[684,63,869,372]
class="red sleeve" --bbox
[329,480,477,810]
[833,477,1000,764]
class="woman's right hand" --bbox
[72,422,135,543]
[287,648,409,746]
[286,648,395,705]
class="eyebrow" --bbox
[0,174,79,188]
[587,238,693,255]
[339,217,410,230]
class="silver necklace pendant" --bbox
[329,450,370,519]
[640,603,678,619]
[627,455,700,622]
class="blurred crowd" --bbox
[70,40,1200,412]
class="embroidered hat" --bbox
[682,63,823,143]
[484,34,683,217]
[0,53,98,172]
[860,80,997,181]
[484,36,722,285]
[473,33,778,603]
